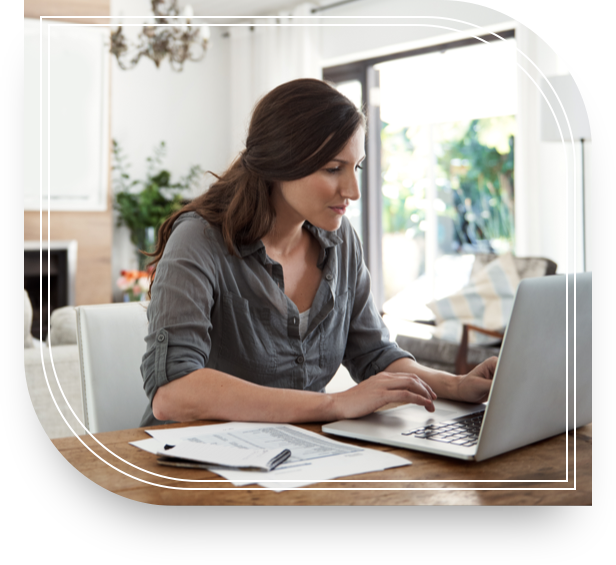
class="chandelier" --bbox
[110,0,209,72]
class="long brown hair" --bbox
[147,78,365,294]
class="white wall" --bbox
[110,0,231,298]
[111,26,230,192]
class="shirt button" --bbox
[296,356,304,364]
[325,274,333,281]
[157,334,165,342]
[292,317,297,325]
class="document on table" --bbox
[158,442,291,472]
[130,422,411,492]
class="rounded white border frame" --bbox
[36,14,581,491]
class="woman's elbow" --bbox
[152,376,200,422]
[152,385,174,422]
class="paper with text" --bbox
[138,422,411,492]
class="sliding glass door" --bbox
[325,32,517,327]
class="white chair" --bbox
[75,302,150,433]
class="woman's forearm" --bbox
[152,362,442,423]
[386,356,497,405]
[152,368,338,423]
[384,357,460,400]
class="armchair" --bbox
[395,254,557,375]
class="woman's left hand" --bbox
[455,357,498,404]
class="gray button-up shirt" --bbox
[140,211,413,426]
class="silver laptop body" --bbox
[322,272,592,462]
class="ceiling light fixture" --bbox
[110,0,209,72]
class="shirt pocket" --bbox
[218,292,277,375]
[319,289,351,371]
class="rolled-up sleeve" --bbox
[141,215,217,405]
[342,228,414,382]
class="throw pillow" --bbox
[47,306,78,346]
[427,253,521,345]
[471,253,552,280]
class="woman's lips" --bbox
[329,206,347,215]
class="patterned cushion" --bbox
[427,253,520,344]
[47,306,78,346]
[471,254,554,280]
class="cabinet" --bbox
[24,18,110,211]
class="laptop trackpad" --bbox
[344,400,484,432]
[395,405,461,426]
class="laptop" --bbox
[322,272,592,461]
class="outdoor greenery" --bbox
[380,116,515,254]
[439,118,515,251]
[112,140,203,268]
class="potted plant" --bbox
[112,139,204,271]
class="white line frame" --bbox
[37,14,581,491]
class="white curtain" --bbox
[228,3,321,160]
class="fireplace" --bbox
[24,240,77,341]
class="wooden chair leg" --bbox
[455,324,504,375]
[455,325,470,375]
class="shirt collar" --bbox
[236,221,343,261]
[236,239,265,259]
[303,221,343,249]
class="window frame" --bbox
[323,29,516,312]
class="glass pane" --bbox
[334,80,363,242]
[380,119,516,319]
[434,117,516,256]
[380,123,429,303]
[377,39,517,323]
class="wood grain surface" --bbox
[53,421,592,506]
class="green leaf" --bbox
[112,139,202,248]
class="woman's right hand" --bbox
[331,372,437,420]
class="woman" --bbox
[140,78,496,427]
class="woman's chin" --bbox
[312,217,343,232]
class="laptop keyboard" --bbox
[401,411,485,448]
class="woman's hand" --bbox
[331,372,437,420]
[455,357,498,404]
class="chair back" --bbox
[471,254,557,280]
[75,302,149,433]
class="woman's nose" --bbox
[342,171,361,201]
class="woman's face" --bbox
[273,127,365,232]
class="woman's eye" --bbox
[324,164,362,174]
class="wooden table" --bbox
[53,421,592,505]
